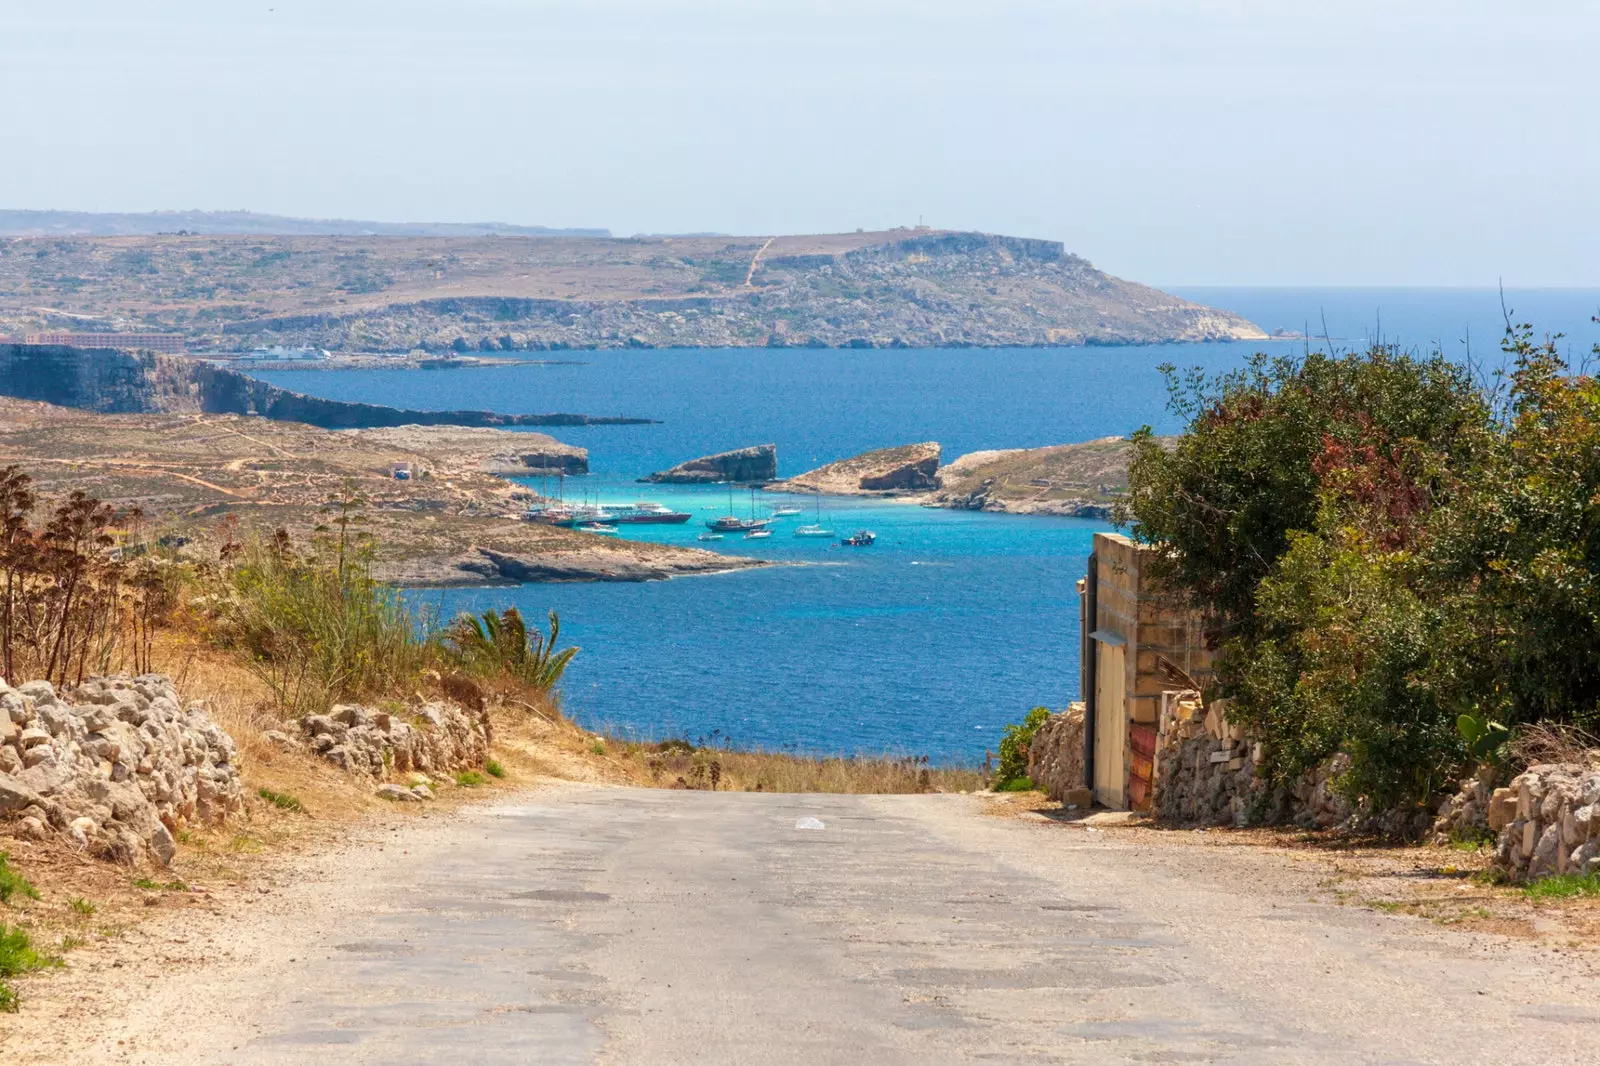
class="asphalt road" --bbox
[23,786,1600,1064]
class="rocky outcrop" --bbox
[926,438,1140,518]
[191,365,653,429]
[767,443,940,496]
[1026,704,1087,805]
[348,425,589,475]
[0,344,653,429]
[641,444,777,484]
[268,700,491,778]
[0,675,243,865]
[1488,762,1600,881]
[427,545,767,585]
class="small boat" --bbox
[744,529,772,540]
[841,530,876,547]
[578,523,619,535]
[769,506,803,518]
[698,532,725,542]
[794,524,836,538]
[705,515,769,533]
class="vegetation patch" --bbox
[484,759,506,779]
[0,854,39,906]
[0,924,59,1013]
[1523,872,1600,901]
[455,770,488,788]
[257,787,307,813]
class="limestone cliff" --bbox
[767,443,941,496]
[641,445,778,484]
[0,344,651,430]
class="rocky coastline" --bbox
[642,444,777,484]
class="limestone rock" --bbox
[1026,704,1086,804]
[296,699,490,779]
[767,443,940,496]
[0,674,243,865]
[376,783,420,802]
[641,444,777,484]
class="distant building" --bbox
[25,331,187,353]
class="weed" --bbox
[994,776,1036,793]
[67,898,95,917]
[257,787,307,813]
[1367,899,1407,913]
[0,854,39,905]
[455,770,487,788]
[132,878,188,892]
[589,740,606,756]
[57,934,86,951]
[1524,871,1600,900]
[0,923,60,1013]
[484,759,506,779]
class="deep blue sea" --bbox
[255,288,1600,763]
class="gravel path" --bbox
[9,784,1600,1064]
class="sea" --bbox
[253,288,1600,764]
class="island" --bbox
[765,443,941,495]
[641,445,778,484]
[0,225,1266,354]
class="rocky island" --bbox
[766,442,941,495]
[0,399,761,585]
[764,437,1145,518]
[0,226,1265,353]
[642,445,778,484]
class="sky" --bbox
[2,1,1596,287]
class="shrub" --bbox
[484,759,506,779]
[1125,326,1600,810]
[219,530,433,717]
[992,706,1051,790]
[455,770,487,788]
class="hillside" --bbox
[928,437,1143,518]
[0,228,1264,352]
[0,209,607,238]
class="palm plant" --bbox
[445,607,577,694]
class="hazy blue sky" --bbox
[3,2,1595,286]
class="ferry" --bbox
[604,502,692,525]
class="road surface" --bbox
[13,785,1600,1064]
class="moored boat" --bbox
[605,502,693,524]
[769,506,803,518]
[793,524,835,538]
[744,529,772,540]
[705,515,769,532]
[841,530,877,546]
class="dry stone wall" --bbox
[1026,703,1086,804]
[0,674,243,864]
[1489,763,1600,881]
[265,699,490,779]
[1153,690,1353,828]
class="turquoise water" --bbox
[256,288,1600,763]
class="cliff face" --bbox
[0,345,199,413]
[0,345,650,430]
[642,445,778,484]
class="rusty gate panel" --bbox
[1127,723,1157,811]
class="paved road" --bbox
[28,786,1600,1064]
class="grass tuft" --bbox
[68,898,95,918]
[132,878,188,892]
[1524,871,1600,900]
[0,923,60,1013]
[0,854,39,906]
[257,787,307,813]
[484,759,506,779]
[455,770,488,788]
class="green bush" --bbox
[257,787,306,813]
[484,759,506,779]
[455,770,487,788]
[993,706,1051,790]
[1125,325,1600,811]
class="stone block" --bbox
[1487,787,1518,832]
